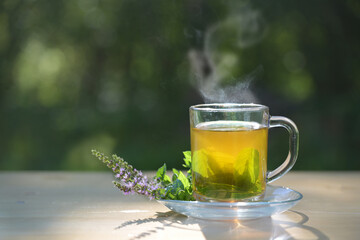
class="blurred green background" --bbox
[0,0,359,171]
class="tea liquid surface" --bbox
[191,121,268,201]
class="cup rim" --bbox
[190,103,268,112]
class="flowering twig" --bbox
[92,150,194,201]
[92,150,163,200]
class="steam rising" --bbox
[189,6,266,104]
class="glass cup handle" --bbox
[267,116,299,183]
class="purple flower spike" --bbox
[92,150,165,200]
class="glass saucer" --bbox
[157,185,302,221]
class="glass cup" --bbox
[190,103,299,202]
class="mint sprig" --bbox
[92,150,195,201]
[156,161,194,201]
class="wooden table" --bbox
[1,172,359,240]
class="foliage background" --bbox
[0,0,359,171]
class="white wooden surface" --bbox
[0,172,359,240]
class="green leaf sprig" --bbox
[155,151,194,201]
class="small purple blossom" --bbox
[92,150,164,200]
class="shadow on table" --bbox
[115,210,328,240]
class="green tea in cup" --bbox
[190,104,299,202]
